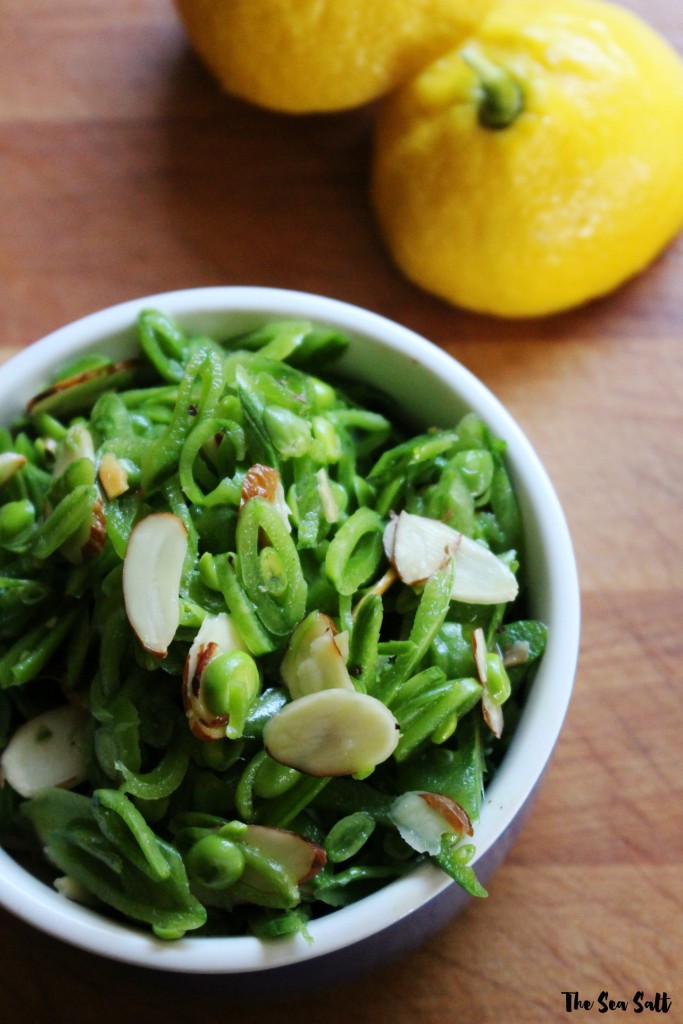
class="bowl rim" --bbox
[0,286,580,973]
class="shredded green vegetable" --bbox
[0,312,547,941]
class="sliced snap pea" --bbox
[324,507,384,597]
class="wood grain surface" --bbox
[1,2,681,1022]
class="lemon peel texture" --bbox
[173,0,495,114]
[371,0,683,317]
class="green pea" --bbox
[431,710,458,745]
[116,456,141,489]
[453,449,494,500]
[253,756,301,800]
[0,499,35,547]
[263,405,311,458]
[259,545,287,598]
[202,650,260,716]
[198,550,220,590]
[194,737,244,772]
[308,377,336,412]
[217,820,249,842]
[485,652,511,705]
[454,843,476,865]
[63,455,97,491]
[325,812,376,864]
[185,833,245,889]
[312,415,342,462]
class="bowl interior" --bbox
[0,287,580,973]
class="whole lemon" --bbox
[173,0,494,113]
[371,0,683,317]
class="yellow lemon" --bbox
[371,0,683,317]
[172,0,494,113]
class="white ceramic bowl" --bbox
[0,287,579,991]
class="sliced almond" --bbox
[280,611,354,700]
[388,510,460,585]
[315,467,339,524]
[452,534,518,605]
[502,639,530,668]
[384,510,518,605]
[390,791,473,856]
[0,452,27,489]
[382,513,398,562]
[242,824,326,888]
[122,512,188,657]
[420,792,473,836]
[98,452,129,499]
[471,626,488,684]
[472,627,505,738]
[0,705,88,798]
[54,876,99,905]
[240,463,291,531]
[332,629,349,662]
[482,689,504,739]
[264,689,399,777]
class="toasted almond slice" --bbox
[98,452,129,499]
[122,512,188,657]
[280,611,354,699]
[502,639,530,668]
[384,510,518,605]
[390,510,461,585]
[472,626,505,738]
[471,626,488,684]
[242,824,326,887]
[54,876,99,905]
[332,629,349,661]
[390,791,473,856]
[0,452,27,489]
[453,534,518,605]
[0,705,88,798]
[482,688,504,739]
[315,467,340,524]
[472,625,505,738]
[420,792,474,837]
[264,689,399,777]
[382,513,397,561]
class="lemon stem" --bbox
[461,48,523,130]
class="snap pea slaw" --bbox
[0,312,547,941]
